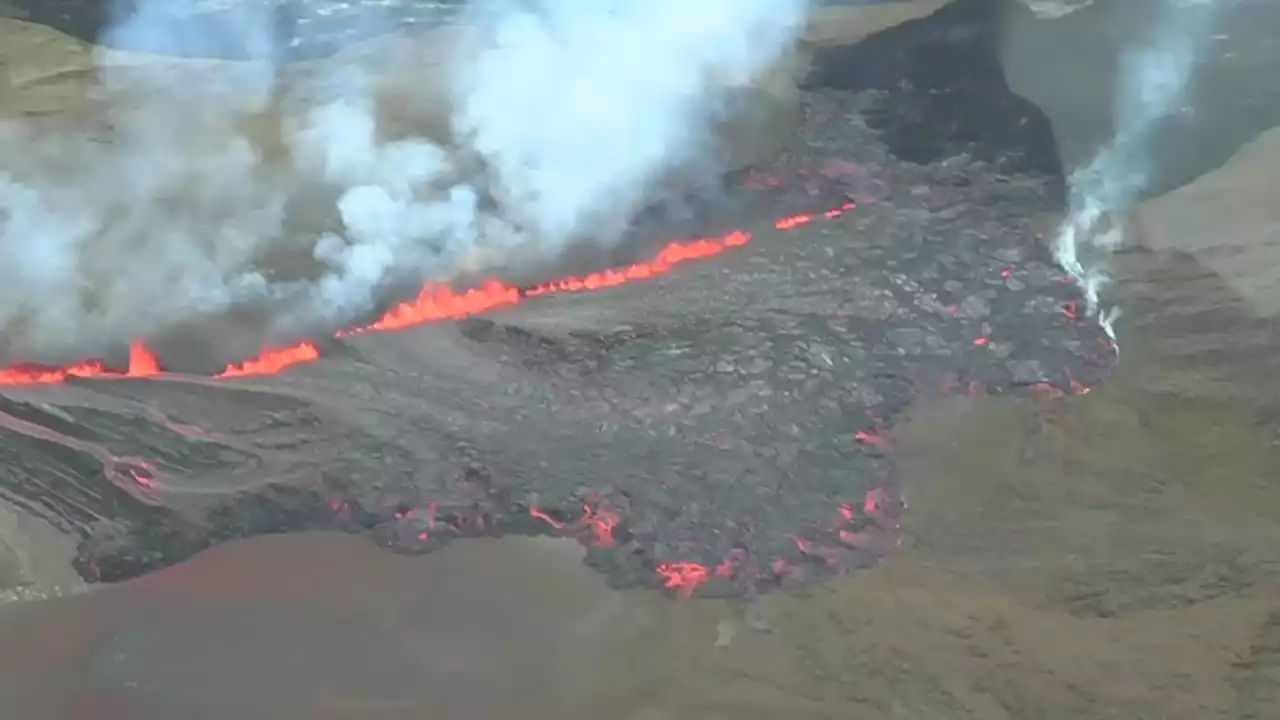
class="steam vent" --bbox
[0,0,1117,598]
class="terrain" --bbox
[2,1,1280,719]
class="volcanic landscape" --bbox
[0,55,1114,598]
[6,1,1280,719]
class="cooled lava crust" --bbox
[0,3,1115,597]
[0,156,1115,597]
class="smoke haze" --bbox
[0,0,807,364]
[1053,0,1225,342]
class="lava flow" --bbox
[0,208,846,387]
[0,340,160,385]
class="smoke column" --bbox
[1053,0,1225,346]
[0,0,807,363]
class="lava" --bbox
[529,503,620,547]
[128,341,160,377]
[0,340,160,385]
[0,205,853,387]
[217,342,320,378]
[0,197,868,597]
[1,184,1112,598]
[655,562,711,598]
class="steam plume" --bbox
[1053,0,1225,345]
[0,0,807,363]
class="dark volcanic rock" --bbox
[0,155,1113,595]
[804,0,1064,187]
[0,0,1115,597]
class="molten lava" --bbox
[529,503,620,547]
[0,208,848,387]
[0,340,159,385]
[217,342,320,378]
[128,341,160,377]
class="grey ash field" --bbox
[0,80,1113,595]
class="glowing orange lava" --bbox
[655,562,710,598]
[0,204,854,386]
[216,342,321,378]
[128,340,160,378]
[0,340,160,385]
[529,503,620,547]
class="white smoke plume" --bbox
[1053,0,1226,346]
[0,0,807,364]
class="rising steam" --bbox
[1053,0,1225,346]
[0,0,807,363]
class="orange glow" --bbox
[774,214,812,230]
[216,342,321,378]
[0,359,104,386]
[0,341,157,385]
[527,230,751,296]
[529,503,620,548]
[854,429,890,450]
[528,505,566,529]
[0,221,774,384]
[655,561,710,598]
[363,279,521,332]
[128,340,160,377]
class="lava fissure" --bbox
[1,161,1120,599]
[0,214,836,387]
